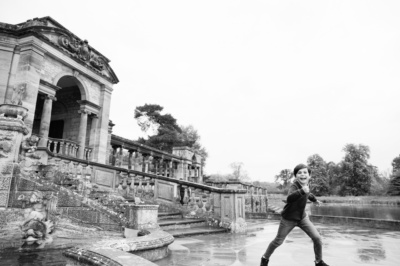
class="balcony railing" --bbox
[32,134,92,160]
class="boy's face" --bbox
[296,168,310,186]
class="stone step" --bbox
[158,212,182,220]
[164,226,228,238]
[158,218,206,230]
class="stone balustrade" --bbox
[32,150,248,233]
[109,134,203,182]
[32,134,92,160]
[205,180,268,195]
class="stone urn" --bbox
[0,104,28,120]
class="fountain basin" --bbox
[87,229,174,262]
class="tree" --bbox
[134,105,208,162]
[387,155,400,196]
[338,144,374,196]
[179,125,208,161]
[369,169,390,195]
[134,104,182,152]
[307,154,330,196]
[230,162,250,181]
[275,169,293,192]
[326,161,343,195]
[391,155,400,173]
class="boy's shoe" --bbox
[315,260,329,266]
[260,256,269,266]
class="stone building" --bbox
[0,17,251,236]
[0,17,118,163]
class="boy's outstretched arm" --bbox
[308,193,323,205]
[286,184,306,203]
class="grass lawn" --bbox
[268,193,400,205]
[318,195,400,205]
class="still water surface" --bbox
[310,204,400,220]
[0,248,70,266]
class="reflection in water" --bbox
[321,226,387,263]
[0,248,68,266]
[358,247,386,262]
[17,251,39,265]
[310,204,400,220]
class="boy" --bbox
[260,164,330,266]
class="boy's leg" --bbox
[298,215,323,262]
[263,218,296,259]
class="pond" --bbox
[154,220,400,266]
[309,204,400,220]
[0,247,71,266]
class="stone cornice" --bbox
[39,79,61,96]
[0,17,119,84]
[77,100,101,111]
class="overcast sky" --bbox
[2,0,400,182]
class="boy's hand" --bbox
[302,185,310,193]
[314,200,322,206]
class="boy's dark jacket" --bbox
[281,180,317,221]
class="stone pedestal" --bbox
[124,204,159,230]
[0,104,29,207]
[215,191,248,233]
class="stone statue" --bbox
[18,190,58,248]
[78,40,91,61]
[11,83,26,106]
[20,135,40,159]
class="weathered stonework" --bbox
[124,204,159,230]
[0,16,118,166]
[0,112,29,207]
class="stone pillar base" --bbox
[124,204,159,230]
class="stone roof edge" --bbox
[17,16,111,62]
[0,16,119,84]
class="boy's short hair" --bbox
[293,164,312,176]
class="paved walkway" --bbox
[154,220,400,266]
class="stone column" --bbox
[128,150,133,170]
[163,160,168,177]
[93,85,113,163]
[198,165,203,183]
[118,146,123,167]
[154,158,159,175]
[9,40,45,132]
[169,161,174,178]
[174,160,184,180]
[142,154,149,173]
[133,151,140,171]
[38,95,56,147]
[1,45,20,104]
[106,120,115,165]
[111,145,118,166]
[88,114,99,156]
[77,109,89,159]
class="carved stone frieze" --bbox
[0,16,119,83]
[58,34,106,71]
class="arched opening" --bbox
[32,76,93,159]
[53,76,83,142]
